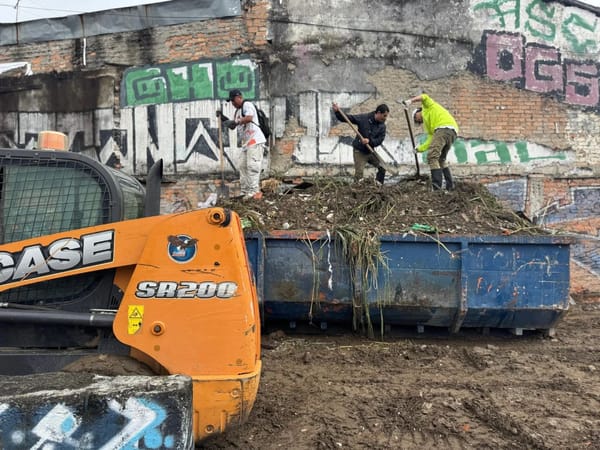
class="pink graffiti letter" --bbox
[565,61,599,107]
[525,44,563,94]
[485,32,524,81]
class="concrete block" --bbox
[0,373,193,449]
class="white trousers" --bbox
[239,143,265,196]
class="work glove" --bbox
[402,99,412,107]
[223,119,237,130]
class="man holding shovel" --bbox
[401,94,458,191]
[332,102,389,184]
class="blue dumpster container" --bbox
[245,231,571,333]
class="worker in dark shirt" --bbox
[332,102,389,184]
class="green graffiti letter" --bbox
[562,13,598,54]
[453,139,468,164]
[515,141,566,162]
[166,63,213,102]
[124,68,167,107]
[472,140,512,164]
[216,61,257,100]
[472,0,520,29]
[524,0,556,41]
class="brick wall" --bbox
[450,74,571,150]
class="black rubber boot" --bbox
[431,169,443,190]
[442,167,454,191]
[376,167,386,184]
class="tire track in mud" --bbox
[463,397,550,449]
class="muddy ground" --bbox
[201,301,600,450]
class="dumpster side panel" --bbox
[248,235,353,323]
[370,240,463,326]
[246,233,571,332]
[462,241,571,329]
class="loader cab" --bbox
[0,148,160,373]
[0,149,146,243]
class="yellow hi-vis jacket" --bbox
[417,94,459,153]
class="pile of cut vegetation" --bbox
[219,177,544,237]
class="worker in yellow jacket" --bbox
[401,94,459,191]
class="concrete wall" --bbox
[0,0,599,297]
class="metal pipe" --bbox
[0,309,115,328]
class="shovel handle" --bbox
[403,108,420,178]
[336,107,376,154]
[404,108,417,149]
[218,114,224,175]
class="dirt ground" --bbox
[201,301,600,450]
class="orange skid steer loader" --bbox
[0,148,261,444]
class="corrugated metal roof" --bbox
[0,0,241,45]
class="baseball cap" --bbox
[412,107,422,123]
[228,89,242,101]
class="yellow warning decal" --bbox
[128,305,144,335]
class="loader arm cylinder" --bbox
[0,308,114,327]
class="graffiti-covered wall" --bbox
[2,0,598,180]
[118,57,269,175]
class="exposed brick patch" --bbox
[450,74,570,150]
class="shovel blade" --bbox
[217,182,230,199]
